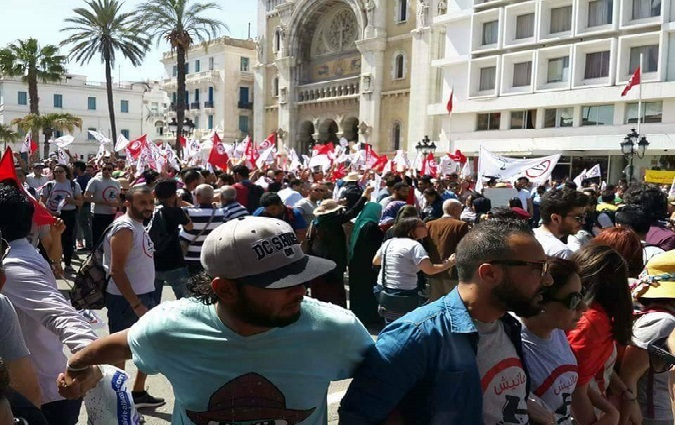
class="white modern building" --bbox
[0,74,149,159]
[421,0,675,182]
[160,36,256,143]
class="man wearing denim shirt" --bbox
[339,219,554,424]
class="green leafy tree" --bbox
[0,123,19,150]
[61,0,149,143]
[0,38,67,157]
[136,0,227,155]
[11,113,83,155]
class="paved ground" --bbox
[57,253,374,424]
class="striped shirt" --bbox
[179,206,228,263]
[220,201,249,222]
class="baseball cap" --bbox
[201,216,336,288]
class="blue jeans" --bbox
[153,267,191,305]
[41,398,82,425]
[105,292,157,334]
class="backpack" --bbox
[70,224,113,310]
[147,206,173,255]
[244,181,264,213]
[45,180,76,198]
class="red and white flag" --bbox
[126,135,148,160]
[0,148,54,225]
[21,133,38,155]
[243,136,259,168]
[258,133,276,152]
[446,88,454,114]
[207,132,229,170]
[420,153,438,178]
[312,142,335,157]
[621,67,640,97]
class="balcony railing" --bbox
[238,101,253,109]
[204,101,214,109]
[296,76,360,103]
[191,102,201,109]
[186,70,220,84]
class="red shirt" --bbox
[233,182,249,208]
[566,302,615,387]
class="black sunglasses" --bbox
[565,213,586,223]
[486,260,549,278]
[543,290,585,310]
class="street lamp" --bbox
[620,128,649,182]
[415,135,437,156]
[167,117,196,137]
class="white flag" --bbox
[586,164,602,179]
[53,134,74,148]
[476,146,561,192]
[88,130,110,145]
[461,160,472,178]
[115,134,130,152]
[57,147,69,165]
[573,169,587,187]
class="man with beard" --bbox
[534,188,589,259]
[339,219,553,424]
[56,217,374,425]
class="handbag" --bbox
[70,224,115,310]
[376,240,425,314]
[180,208,216,256]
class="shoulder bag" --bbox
[180,208,217,256]
[376,240,424,314]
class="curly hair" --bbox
[187,271,218,305]
[540,188,589,224]
[623,184,668,222]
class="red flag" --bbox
[621,67,640,97]
[244,136,259,168]
[371,153,388,172]
[20,134,38,155]
[448,149,467,164]
[258,133,276,152]
[313,142,335,156]
[446,89,454,114]
[179,135,187,148]
[329,162,346,182]
[126,135,148,159]
[0,148,55,226]
[421,153,438,178]
[207,133,229,170]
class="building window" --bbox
[87,128,97,140]
[396,0,408,22]
[18,91,27,105]
[588,0,613,27]
[54,94,63,108]
[512,61,532,87]
[515,13,535,39]
[172,65,177,77]
[394,54,405,79]
[193,116,200,129]
[207,115,214,130]
[172,92,177,105]
[274,30,281,52]
[120,100,129,113]
[208,57,214,71]
[584,51,610,79]
[392,122,402,150]
[510,110,536,129]
[88,97,96,110]
[208,86,214,102]
[632,0,660,19]
[239,87,250,104]
[194,89,200,102]
[630,45,658,73]
[547,56,570,83]
[54,130,63,138]
[544,108,574,128]
[482,21,499,45]
[273,77,279,97]
[121,129,130,139]
[550,6,572,33]
[626,101,662,123]
[195,60,200,73]
[582,104,614,126]
[239,116,250,134]
[477,113,501,130]
[479,66,496,91]
[240,57,250,72]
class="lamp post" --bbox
[168,118,196,137]
[620,128,649,183]
[415,135,437,156]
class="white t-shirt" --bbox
[128,297,374,425]
[278,187,303,207]
[517,188,531,211]
[376,238,429,290]
[103,215,155,296]
[534,227,573,259]
[85,177,121,215]
[40,180,82,212]
[475,319,530,425]
[522,327,578,424]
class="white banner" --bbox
[477,146,561,192]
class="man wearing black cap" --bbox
[56,217,374,425]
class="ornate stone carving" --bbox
[365,0,376,27]
[437,0,447,15]
[417,0,430,28]
[254,36,264,62]
[311,7,359,58]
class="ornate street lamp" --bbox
[415,135,437,156]
[620,128,649,182]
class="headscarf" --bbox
[349,202,382,259]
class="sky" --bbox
[0,0,258,82]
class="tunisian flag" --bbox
[207,132,229,170]
[258,133,276,152]
[126,135,148,160]
[20,133,38,155]
[0,148,55,226]
[621,67,640,97]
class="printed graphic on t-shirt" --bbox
[185,373,316,424]
[481,357,529,424]
[533,365,578,423]
[48,189,71,211]
[142,232,154,258]
[102,185,120,203]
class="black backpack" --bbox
[244,181,264,213]
[147,206,174,255]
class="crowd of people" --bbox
[1,151,675,425]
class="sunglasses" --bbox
[486,260,549,278]
[565,213,586,223]
[53,170,65,174]
[543,290,585,310]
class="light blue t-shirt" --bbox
[128,297,373,425]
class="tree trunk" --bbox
[105,56,117,144]
[176,47,186,157]
[27,72,44,159]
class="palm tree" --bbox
[136,0,227,155]
[11,113,83,154]
[0,38,67,157]
[61,0,149,143]
[0,124,19,150]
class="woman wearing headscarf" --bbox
[348,203,384,327]
[305,186,374,307]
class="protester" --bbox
[294,183,324,224]
[232,165,263,213]
[72,161,92,251]
[83,162,120,246]
[592,227,644,278]
[278,179,304,207]
[25,163,48,190]
[57,217,374,425]
[615,204,665,264]
[253,192,308,240]
[624,184,675,251]
[420,188,443,221]
[534,188,588,259]
[218,185,249,222]
[177,169,202,205]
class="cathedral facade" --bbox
[254,0,434,155]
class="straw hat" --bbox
[314,200,344,216]
[343,172,360,182]
[640,251,675,299]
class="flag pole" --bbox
[638,53,643,135]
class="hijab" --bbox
[349,202,382,260]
